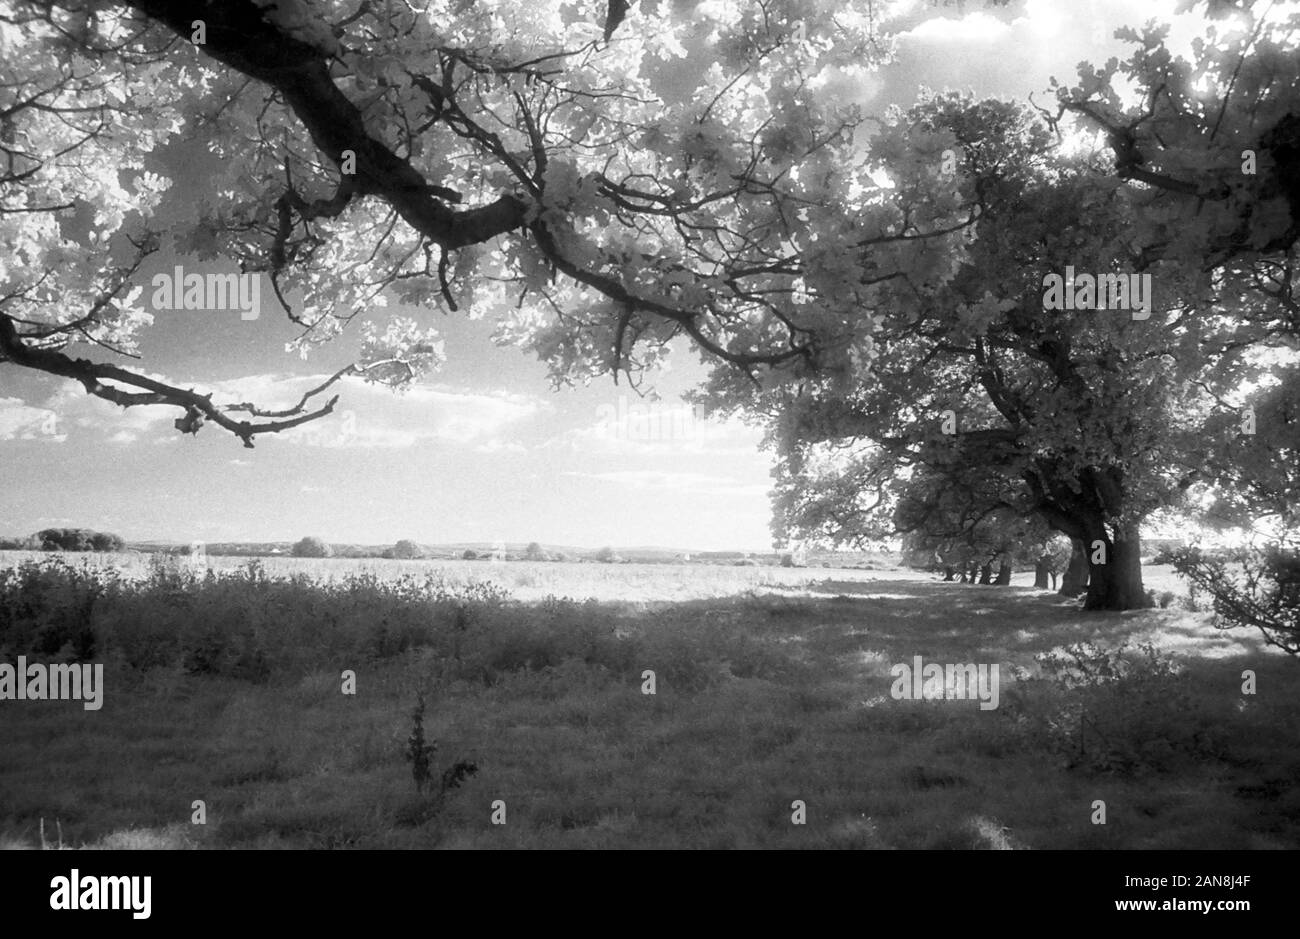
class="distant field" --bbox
[0,550,908,603]
[0,550,1190,603]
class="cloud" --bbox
[562,470,769,497]
[899,11,1009,43]
[42,381,175,441]
[545,400,762,457]
[208,375,547,450]
[0,397,64,442]
[474,439,528,455]
[32,372,547,450]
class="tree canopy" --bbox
[1,0,1297,610]
[696,8,1300,609]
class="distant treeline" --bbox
[0,528,126,552]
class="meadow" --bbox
[0,551,1295,849]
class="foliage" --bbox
[1003,642,1227,774]
[29,528,125,552]
[290,536,332,558]
[391,539,422,559]
[404,690,437,795]
[0,0,905,441]
[693,5,1300,609]
[1171,545,1300,655]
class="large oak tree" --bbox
[2,1,1297,613]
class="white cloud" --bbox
[0,397,64,442]
[900,11,1009,43]
[33,371,548,450]
[546,404,762,457]
[474,439,528,455]
[562,470,769,497]
[208,375,548,450]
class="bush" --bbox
[594,546,620,563]
[291,536,332,558]
[89,532,125,552]
[1171,545,1299,654]
[1002,642,1224,774]
[462,549,479,560]
[28,527,125,552]
[392,539,422,559]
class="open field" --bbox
[0,550,1193,603]
[0,550,906,604]
[1,553,1295,849]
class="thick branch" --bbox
[1,312,340,448]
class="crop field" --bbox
[1,552,1295,850]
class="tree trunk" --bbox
[1033,558,1050,589]
[942,565,957,582]
[978,563,993,585]
[1083,525,1146,611]
[1059,538,1089,596]
[995,559,1012,585]
[1060,533,1092,593]
[1049,570,1058,590]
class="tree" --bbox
[2,2,1295,615]
[898,472,1066,588]
[594,546,619,563]
[1033,534,1073,592]
[29,527,125,551]
[391,539,422,559]
[711,37,1300,610]
[524,542,547,561]
[0,0,900,446]
[291,536,332,558]
[1172,544,1300,656]
[89,531,126,552]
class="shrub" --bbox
[392,539,422,559]
[89,532,125,552]
[1002,642,1224,774]
[1171,545,1299,655]
[291,536,332,558]
[30,527,124,552]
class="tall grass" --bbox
[2,556,1293,849]
[0,555,782,692]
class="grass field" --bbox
[1,552,1295,849]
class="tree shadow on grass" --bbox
[752,574,1281,674]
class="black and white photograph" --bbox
[0,0,1296,912]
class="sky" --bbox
[0,0,1209,550]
